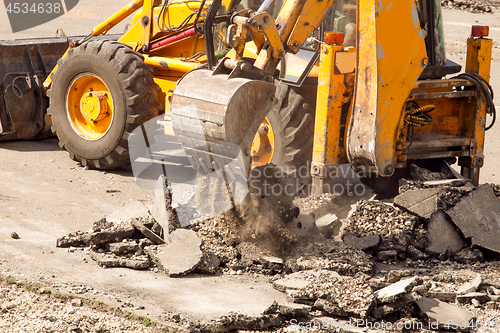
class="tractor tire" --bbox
[266,83,315,183]
[47,40,161,169]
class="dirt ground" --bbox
[0,1,500,332]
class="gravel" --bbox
[0,279,165,333]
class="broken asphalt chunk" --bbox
[278,303,311,316]
[204,313,282,332]
[196,252,221,274]
[447,184,500,255]
[371,293,415,319]
[374,277,419,303]
[343,234,381,251]
[425,211,465,257]
[457,274,482,295]
[394,187,442,219]
[145,229,202,276]
[457,292,490,304]
[131,218,165,245]
[416,297,475,332]
[88,251,151,270]
[105,241,140,255]
[453,247,484,264]
[56,225,135,248]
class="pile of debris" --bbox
[265,268,500,332]
[57,163,500,277]
[56,200,223,276]
[441,0,494,12]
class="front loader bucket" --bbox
[170,69,277,175]
[169,69,277,216]
[0,37,69,140]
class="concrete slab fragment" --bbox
[146,229,203,276]
[457,292,490,304]
[279,303,311,316]
[425,211,465,256]
[343,234,380,251]
[374,277,418,303]
[315,213,341,238]
[394,187,442,219]
[426,291,456,303]
[447,184,500,254]
[416,297,475,332]
[131,218,165,245]
[372,293,415,318]
[457,274,482,295]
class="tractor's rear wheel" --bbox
[252,83,315,183]
[47,40,160,169]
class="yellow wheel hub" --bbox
[79,91,109,122]
[251,118,275,168]
[66,73,114,140]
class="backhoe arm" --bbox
[229,0,335,74]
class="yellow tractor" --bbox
[0,0,494,193]
[1,0,307,171]
[168,0,495,192]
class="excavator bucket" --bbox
[0,36,69,140]
[170,68,277,183]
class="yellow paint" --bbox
[66,74,114,141]
[466,37,492,83]
[465,36,492,163]
[143,55,202,72]
[347,0,427,176]
[275,0,306,45]
[251,118,275,167]
[286,0,335,53]
[312,45,346,171]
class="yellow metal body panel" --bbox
[466,37,492,83]
[153,75,180,112]
[347,0,427,176]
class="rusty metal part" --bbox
[0,37,69,140]
[170,68,277,177]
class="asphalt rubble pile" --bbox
[55,163,500,332]
[441,0,495,12]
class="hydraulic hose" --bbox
[454,73,496,130]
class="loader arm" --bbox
[229,0,335,74]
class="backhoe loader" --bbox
[1,0,308,171]
[168,0,495,194]
[1,0,493,194]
